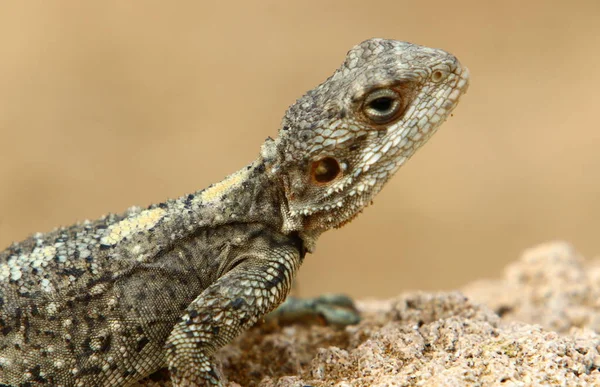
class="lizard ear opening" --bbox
[311,157,341,184]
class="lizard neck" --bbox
[147,139,321,255]
[189,157,321,253]
[180,157,285,235]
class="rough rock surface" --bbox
[137,242,600,386]
[463,241,600,335]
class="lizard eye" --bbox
[311,157,341,184]
[363,88,402,124]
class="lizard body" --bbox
[0,39,469,386]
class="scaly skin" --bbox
[0,39,469,386]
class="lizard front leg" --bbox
[165,242,302,387]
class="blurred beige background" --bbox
[1,1,599,298]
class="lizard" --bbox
[0,38,469,386]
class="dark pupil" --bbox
[369,97,393,113]
[314,157,340,183]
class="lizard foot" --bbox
[265,293,360,326]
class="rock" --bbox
[138,241,600,386]
[463,241,600,334]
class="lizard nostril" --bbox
[431,70,446,82]
[311,157,341,184]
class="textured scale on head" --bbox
[263,38,469,243]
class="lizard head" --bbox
[263,38,470,248]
